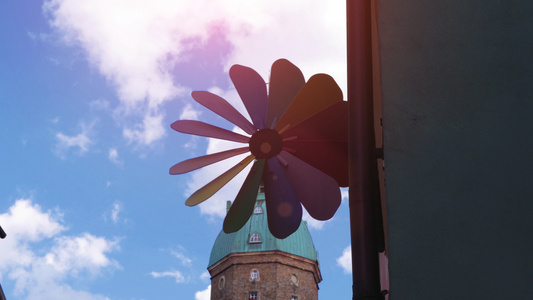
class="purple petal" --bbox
[275,73,343,133]
[171,120,249,143]
[263,157,302,239]
[266,59,305,129]
[277,151,341,220]
[192,91,257,135]
[281,101,349,187]
[230,64,268,129]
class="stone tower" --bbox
[208,188,322,300]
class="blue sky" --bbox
[0,1,354,299]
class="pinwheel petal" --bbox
[275,73,343,133]
[283,141,348,187]
[266,59,305,129]
[170,147,249,175]
[171,120,250,143]
[185,155,255,206]
[223,159,266,233]
[192,91,257,135]
[230,64,268,129]
[281,101,349,187]
[277,151,341,220]
[263,157,303,239]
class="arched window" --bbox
[250,269,260,281]
[253,206,263,214]
[218,276,225,290]
[249,232,261,243]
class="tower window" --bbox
[253,206,263,214]
[249,291,258,299]
[218,276,225,290]
[249,232,261,243]
[291,274,299,286]
[250,269,260,281]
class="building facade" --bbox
[208,189,322,300]
[378,1,533,298]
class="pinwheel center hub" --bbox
[249,129,282,159]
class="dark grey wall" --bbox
[378,1,533,298]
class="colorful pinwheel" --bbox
[170,59,348,239]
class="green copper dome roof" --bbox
[208,189,319,267]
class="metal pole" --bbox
[347,0,383,299]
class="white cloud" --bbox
[179,103,201,121]
[44,233,120,276]
[44,0,190,108]
[1,199,65,242]
[108,201,122,224]
[55,121,95,158]
[337,245,352,274]
[23,281,111,300]
[89,99,110,111]
[0,200,65,271]
[149,246,193,285]
[27,31,48,42]
[150,271,187,283]
[302,208,328,230]
[195,285,211,300]
[200,271,210,281]
[108,148,121,165]
[103,201,125,224]
[56,131,91,152]
[223,0,347,94]
[0,199,119,300]
[171,249,192,267]
[44,0,346,147]
[123,113,166,145]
